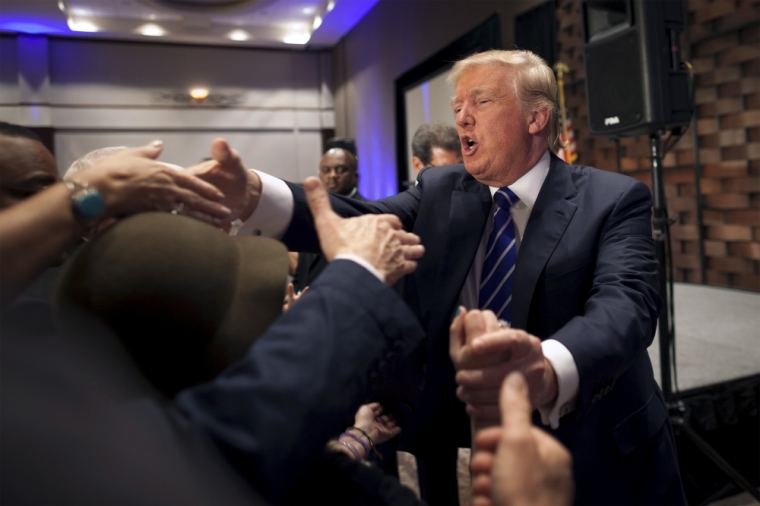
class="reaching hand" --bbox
[185,138,261,225]
[75,141,231,227]
[282,283,308,312]
[303,177,424,285]
[353,402,401,446]
[450,308,557,424]
[470,373,573,506]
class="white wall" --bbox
[0,34,334,182]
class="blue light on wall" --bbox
[0,18,65,34]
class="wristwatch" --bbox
[65,180,105,226]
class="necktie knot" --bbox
[494,187,519,210]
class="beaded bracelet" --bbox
[348,426,381,459]
[340,431,369,458]
[338,440,361,460]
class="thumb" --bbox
[130,140,164,160]
[210,138,235,165]
[304,177,337,228]
[500,372,532,434]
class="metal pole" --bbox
[651,133,673,400]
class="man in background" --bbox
[0,122,59,211]
[293,139,365,292]
[410,122,462,174]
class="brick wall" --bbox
[555,0,760,291]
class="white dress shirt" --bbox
[238,153,579,428]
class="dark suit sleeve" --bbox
[549,179,661,415]
[281,182,421,253]
[171,260,425,502]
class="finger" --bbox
[470,451,495,474]
[287,283,296,300]
[457,386,501,404]
[471,472,492,497]
[122,139,164,160]
[500,372,532,434]
[471,495,492,506]
[377,213,403,230]
[466,403,501,420]
[184,159,216,176]
[175,188,231,218]
[456,364,516,389]
[480,310,502,333]
[464,309,487,347]
[401,244,425,260]
[472,329,533,356]
[210,138,235,165]
[474,427,502,452]
[397,230,421,245]
[304,177,338,229]
[388,426,402,437]
[171,170,226,202]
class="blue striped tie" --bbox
[479,187,519,323]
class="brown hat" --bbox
[54,213,289,397]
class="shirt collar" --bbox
[488,151,551,210]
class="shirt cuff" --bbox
[538,339,579,429]
[233,170,293,238]
[334,254,385,283]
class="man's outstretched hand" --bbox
[186,138,261,225]
[470,372,573,506]
[303,177,424,285]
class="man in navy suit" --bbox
[233,49,685,505]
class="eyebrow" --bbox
[451,87,497,108]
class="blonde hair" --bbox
[448,49,564,153]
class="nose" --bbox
[455,102,474,128]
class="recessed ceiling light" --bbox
[302,7,315,14]
[148,14,157,20]
[283,32,310,45]
[58,1,66,12]
[67,18,99,32]
[229,29,249,41]
[190,88,209,100]
[326,1,335,12]
[312,15,322,30]
[139,23,164,36]
[70,7,92,16]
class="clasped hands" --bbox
[449,308,558,426]
[450,310,572,506]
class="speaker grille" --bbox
[585,30,645,135]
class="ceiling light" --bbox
[283,32,310,45]
[70,8,91,16]
[139,23,165,36]
[229,29,249,41]
[326,1,335,12]
[58,1,66,12]
[148,14,157,20]
[302,7,315,14]
[312,15,322,30]
[67,18,99,32]
[190,88,209,100]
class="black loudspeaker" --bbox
[582,0,692,137]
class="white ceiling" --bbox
[0,0,380,49]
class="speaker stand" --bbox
[650,133,760,502]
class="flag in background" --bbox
[557,110,578,164]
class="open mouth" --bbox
[461,135,477,155]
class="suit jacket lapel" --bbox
[511,156,578,330]
[424,177,491,331]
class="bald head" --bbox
[318,147,358,196]
[0,127,59,210]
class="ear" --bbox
[527,108,551,136]
[411,156,425,174]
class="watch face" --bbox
[77,190,105,218]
